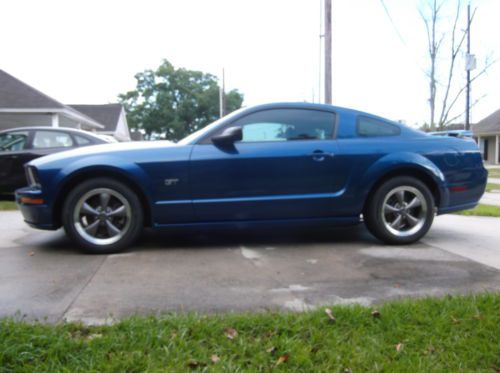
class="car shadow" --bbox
[31,223,379,255]
[134,224,378,252]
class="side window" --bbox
[74,135,91,146]
[357,116,400,137]
[241,122,288,142]
[232,109,335,143]
[33,131,74,149]
[0,131,29,152]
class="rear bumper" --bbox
[437,167,487,215]
[15,187,58,230]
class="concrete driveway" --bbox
[0,211,499,324]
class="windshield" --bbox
[177,107,247,145]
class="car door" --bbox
[189,108,344,222]
[0,130,32,193]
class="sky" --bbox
[1,0,499,127]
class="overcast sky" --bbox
[1,0,499,127]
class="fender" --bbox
[358,152,449,209]
[49,155,155,209]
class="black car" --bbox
[0,127,109,197]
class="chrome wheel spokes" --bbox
[381,186,428,237]
[81,202,99,216]
[73,188,132,246]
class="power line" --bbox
[379,0,407,46]
[379,0,429,77]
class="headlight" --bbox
[25,166,41,189]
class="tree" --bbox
[419,0,495,130]
[119,60,244,140]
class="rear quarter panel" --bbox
[334,121,486,215]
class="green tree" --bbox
[119,60,244,140]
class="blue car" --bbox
[16,103,487,253]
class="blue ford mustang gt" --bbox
[16,103,487,253]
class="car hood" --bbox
[30,140,176,168]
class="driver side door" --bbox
[189,108,343,222]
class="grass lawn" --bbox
[0,201,16,211]
[1,294,498,372]
[486,183,500,192]
[487,168,500,178]
[454,204,500,217]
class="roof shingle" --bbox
[69,104,123,132]
[0,69,65,109]
[474,108,500,135]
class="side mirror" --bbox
[211,127,242,146]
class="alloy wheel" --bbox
[73,188,132,246]
[381,186,428,237]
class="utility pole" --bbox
[465,2,472,130]
[219,68,225,118]
[324,0,332,104]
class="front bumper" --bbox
[15,187,58,230]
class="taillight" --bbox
[449,186,467,192]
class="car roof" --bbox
[238,102,400,124]
[0,126,102,138]
[241,102,363,115]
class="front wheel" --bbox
[62,178,143,254]
[364,176,435,245]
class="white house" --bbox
[473,109,500,165]
[0,69,130,141]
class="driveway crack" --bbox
[59,255,108,321]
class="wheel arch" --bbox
[362,166,444,214]
[52,167,153,228]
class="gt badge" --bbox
[164,178,179,186]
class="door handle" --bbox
[311,150,334,162]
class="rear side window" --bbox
[0,131,29,152]
[74,135,91,146]
[33,131,74,148]
[357,116,400,137]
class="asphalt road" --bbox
[0,211,499,324]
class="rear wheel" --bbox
[364,176,435,244]
[62,178,143,254]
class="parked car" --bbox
[0,127,108,197]
[95,134,119,143]
[428,130,475,142]
[16,103,487,253]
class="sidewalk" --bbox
[480,192,500,206]
[488,177,500,184]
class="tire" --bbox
[364,176,435,245]
[62,177,143,254]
